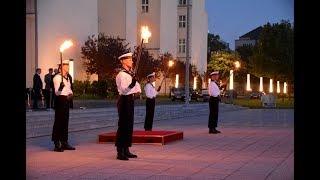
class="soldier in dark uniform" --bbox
[144,72,161,131]
[32,68,43,109]
[52,60,76,152]
[208,71,224,134]
[115,52,141,160]
[44,68,54,109]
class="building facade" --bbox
[235,26,262,50]
[26,0,208,90]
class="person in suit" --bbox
[32,68,43,109]
[44,68,54,109]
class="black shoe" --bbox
[209,129,218,134]
[216,129,221,133]
[116,147,129,160]
[125,147,138,158]
[61,142,76,150]
[117,153,129,160]
[53,141,64,152]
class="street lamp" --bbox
[277,81,280,94]
[168,60,174,67]
[269,79,273,93]
[259,77,263,92]
[234,61,240,69]
[227,61,241,103]
[246,74,252,92]
[134,26,151,75]
[283,82,287,94]
[175,74,179,88]
[160,60,174,95]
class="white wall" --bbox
[160,0,178,57]
[26,0,36,88]
[37,0,98,85]
[191,0,207,74]
[26,14,36,88]
[98,0,126,39]
[177,5,187,59]
[125,0,138,51]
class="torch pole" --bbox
[134,39,144,76]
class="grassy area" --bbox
[225,97,294,109]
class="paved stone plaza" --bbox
[27,103,293,180]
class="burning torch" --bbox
[134,26,151,76]
[59,40,73,82]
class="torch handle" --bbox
[134,39,144,76]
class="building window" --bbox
[179,0,186,5]
[179,39,186,53]
[142,0,149,13]
[179,15,186,28]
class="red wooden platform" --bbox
[98,130,183,145]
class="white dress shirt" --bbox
[144,83,158,99]
[116,71,141,95]
[208,80,220,97]
[53,74,73,96]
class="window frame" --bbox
[178,15,186,28]
[142,0,149,13]
[179,39,186,53]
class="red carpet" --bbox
[98,130,183,145]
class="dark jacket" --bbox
[33,73,43,92]
[44,73,53,90]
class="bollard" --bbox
[28,88,32,111]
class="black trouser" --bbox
[208,96,219,129]
[32,90,41,109]
[52,96,70,142]
[144,98,155,130]
[44,89,54,108]
[116,94,134,148]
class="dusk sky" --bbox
[205,0,294,50]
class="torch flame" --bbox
[141,26,151,43]
[60,40,73,53]
[168,60,174,67]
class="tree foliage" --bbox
[80,33,130,81]
[158,53,197,85]
[207,33,230,63]
[248,20,294,82]
[132,47,162,81]
[207,51,244,82]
